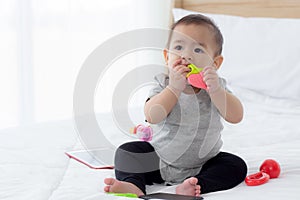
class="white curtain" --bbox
[0,0,172,129]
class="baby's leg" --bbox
[195,152,247,194]
[176,177,201,197]
[104,141,163,195]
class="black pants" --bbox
[114,141,247,194]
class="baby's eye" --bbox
[174,45,183,51]
[194,48,204,54]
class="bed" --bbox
[1,0,300,199]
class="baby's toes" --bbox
[104,185,111,192]
[195,185,201,196]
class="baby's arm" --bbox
[144,86,179,124]
[203,66,243,123]
[144,59,189,124]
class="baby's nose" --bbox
[180,56,191,65]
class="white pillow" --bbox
[173,8,300,100]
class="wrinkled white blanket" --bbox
[1,86,300,200]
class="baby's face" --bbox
[167,24,217,68]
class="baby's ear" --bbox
[213,55,223,70]
[163,49,169,63]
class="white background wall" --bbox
[0,0,172,129]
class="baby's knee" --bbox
[115,142,136,160]
[117,141,147,153]
[230,155,248,183]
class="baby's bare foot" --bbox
[103,178,144,197]
[176,177,201,197]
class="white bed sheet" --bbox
[1,86,300,200]
[0,120,77,200]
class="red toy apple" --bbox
[259,159,281,179]
[245,159,281,186]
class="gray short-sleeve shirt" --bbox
[148,73,229,184]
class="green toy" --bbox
[186,63,203,77]
[107,192,138,198]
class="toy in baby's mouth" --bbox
[186,63,207,90]
[245,159,281,186]
[130,124,153,142]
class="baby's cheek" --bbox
[169,53,181,61]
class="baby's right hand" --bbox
[168,59,190,92]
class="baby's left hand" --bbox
[202,66,220,93]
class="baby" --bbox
[104,14,247,197]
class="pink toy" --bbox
[131,124,153,142]
[186,64,207,90]
[187,72,207,90]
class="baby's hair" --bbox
[168,14,223,56]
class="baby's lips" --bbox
[172,59,190,70]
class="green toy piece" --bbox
[107,192,138,198]
[186,63,203,77]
